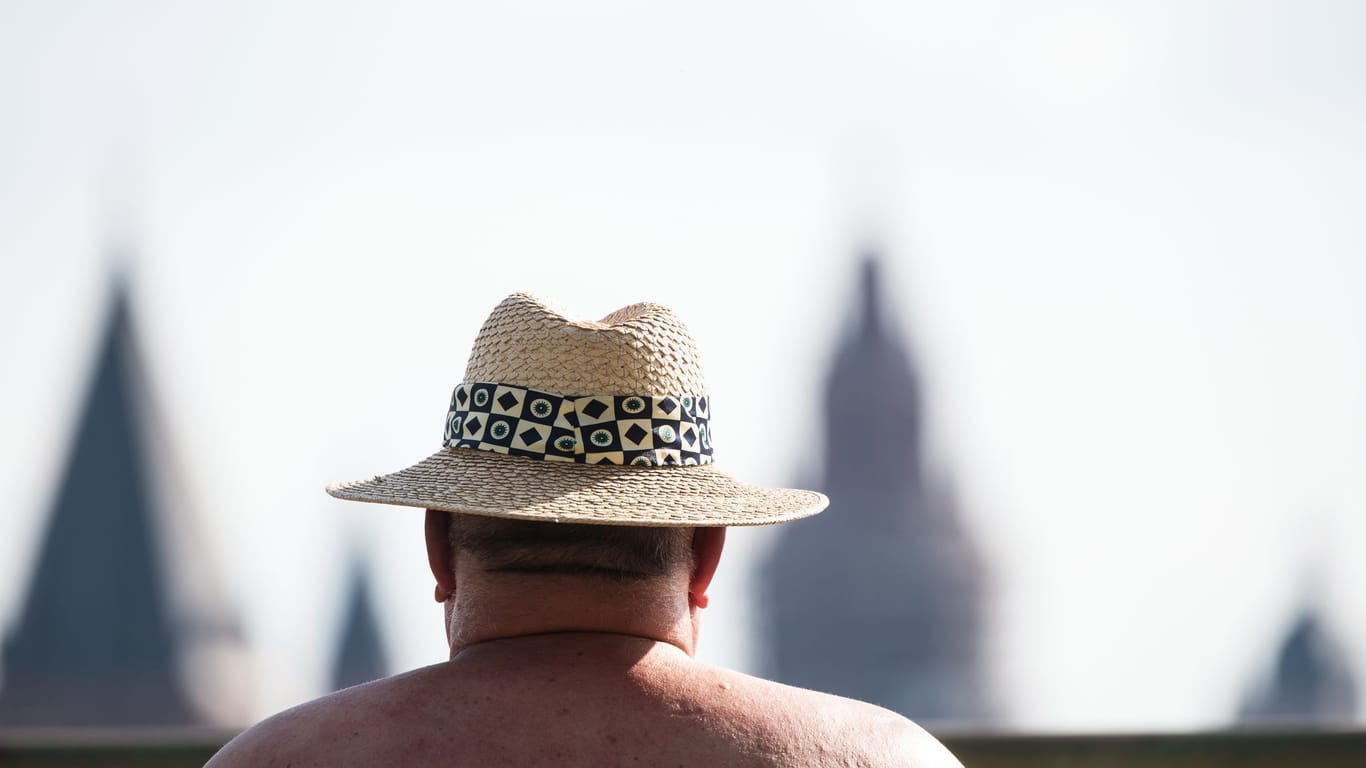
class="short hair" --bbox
[447,513,693,582]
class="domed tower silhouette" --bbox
[761,253,990,722]
[0,275,246,726]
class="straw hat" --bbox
[326,293,828,526]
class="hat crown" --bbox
[328,292,828,525]
[462,293,706,395]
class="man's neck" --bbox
[445,570,699,659]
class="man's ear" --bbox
[688,527,726,609]
[425,509,456,602]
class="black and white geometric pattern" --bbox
[443,382,712,466]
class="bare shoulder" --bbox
[854,708,965,768]
[701,666,964,768]
[205,674,415,768]
[205,690,354,768]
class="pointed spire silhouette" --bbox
[330,560,389,691]
[857,253,885,337]
[0,281,200,725]
[1241,610,1358,724]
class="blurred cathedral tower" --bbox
[0,273,247,726]
[761,254,990,722]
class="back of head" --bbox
[448,514,694,583]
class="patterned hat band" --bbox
[443,382,713,467]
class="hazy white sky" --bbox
[2,0,1364,730]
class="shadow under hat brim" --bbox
[326,447,828,527]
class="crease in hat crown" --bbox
[463,293,707,395]
[324,292,829,527]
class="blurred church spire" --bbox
[1240,609,1358,725]
[330,558,390,691]
[761,250,991,723]
[0,272,245,726]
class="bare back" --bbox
[208,634,961,768]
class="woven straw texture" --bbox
[327,293,829,526]
[328,448,828,526]
[464,295,706,394]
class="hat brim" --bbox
[326,448,827,527]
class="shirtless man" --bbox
[207,294,963,768]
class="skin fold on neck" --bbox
[443,568,701,660]
[425,511,727,662]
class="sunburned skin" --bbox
[207,634,962,768]
[206,515,963,768]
